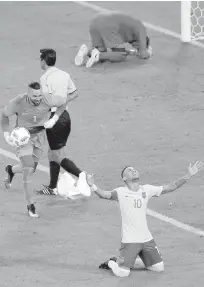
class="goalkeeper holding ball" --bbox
[1,81,68,218]
[75,11,152,68]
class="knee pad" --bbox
[147,261,164,272]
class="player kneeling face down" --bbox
[74,12,153,68]
[1,82,68,218]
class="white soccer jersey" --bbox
[114,185,163,243]
[40,67,77,112]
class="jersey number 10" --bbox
[134,199,142,208]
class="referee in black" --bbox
[37,48,89,195]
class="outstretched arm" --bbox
[87,175,118,200]
[92,186,117,200]
[93,186,111,199]
[162,161,203,195]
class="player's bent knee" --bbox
[20,156,36,179]
[147,261,164,272]
[20,155,35,168]
[22,167,35,179]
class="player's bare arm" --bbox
[162,161,203,194]
[67,90,78,102]
[87,175,117,200]
[1,109,11,132]
[42,93,67,110]
[54,90,78,118]
[1,96,20,130]
[53,101,68,119]
[44,90,78,129]
[1,110,12,145]
[93,187,113,200]
[1,97,21,146]
[43,94,68,129]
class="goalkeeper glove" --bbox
[4,132,15,147]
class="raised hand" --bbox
[188,161,204,176]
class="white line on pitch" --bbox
[73,1,204,49]
[0,147,49,173]
[0,147,204,237]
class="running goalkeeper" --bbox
[75,11,152,68]
[1,82,68,218]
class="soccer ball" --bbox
[10,127,30,147]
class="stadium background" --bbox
[0,1,204,286]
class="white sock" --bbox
[108,260,130,277]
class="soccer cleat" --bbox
[27,204,39,218]
[99,257,117,270]
[36,185,58,196]
[74,44,89,66]
[4,165,15,189]
[86,48,100,68]
[108,260,130,277]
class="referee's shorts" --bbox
[46,110,71,150]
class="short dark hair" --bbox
[28,81,40,90]
[40,48,56,66]
[146,36,150,48]
[121,166,131,178]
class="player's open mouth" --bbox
[33,101,41,105]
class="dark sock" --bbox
[49,161,60,189]
[33,162,38,173]
[60,158,82,178]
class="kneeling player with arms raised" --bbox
[75,11,152,68]
[87,161,203,277]
[1,82,67,218]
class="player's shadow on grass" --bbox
[43,196,91,207]
[72,56,149,75]
[84,57,150,74]
[2,256,148,275]
[2,256,104,275]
